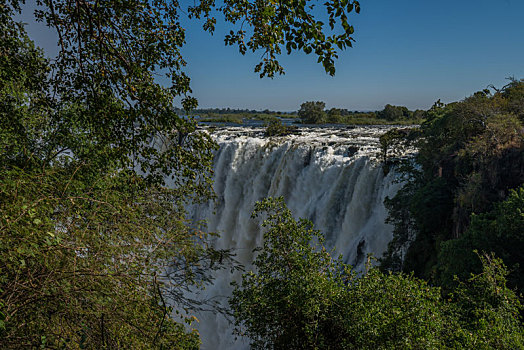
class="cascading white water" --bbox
[189,125,403,349]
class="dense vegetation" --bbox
[297,101,424,125]
[231,198,524,349]
[380,80,524,294]
[192,109,295,124]
[0,0,361,347]
[177,107,295,116]
[0,1,222,346]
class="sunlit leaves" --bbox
[194,0,360,77]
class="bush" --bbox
[265,119,297,136]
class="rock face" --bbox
[188,125,403,349]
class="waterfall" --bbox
[188,125,403,349]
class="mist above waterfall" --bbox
[187,125,403,349]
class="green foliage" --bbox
[265,118,297,136]
[381,178,420,272]
[377,104,412,121]
[379,127,421,163]
[338,114,421,126]
[388,177,455,277]
[0,7,50,168]
[1,0,361,346]
[0,0,217,196]
[298,101,326,124]
[0,167,208,348]
[305,105,424,126]
[382,80,524,284]
[341,268,452,349]
[199,114,246,124]
[449,253,524,349]
[326,108,343,123]
[437,186,524,292]
[230,198,350,349]
[231,199,524,349]
[201,0,361,77]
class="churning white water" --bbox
[189,125,403,349]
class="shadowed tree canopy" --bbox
[380,80,524,289]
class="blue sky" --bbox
[20,0,524,111]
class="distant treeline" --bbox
[179,103,425,125]
[297,101,425,124]
[174,107,296,116]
